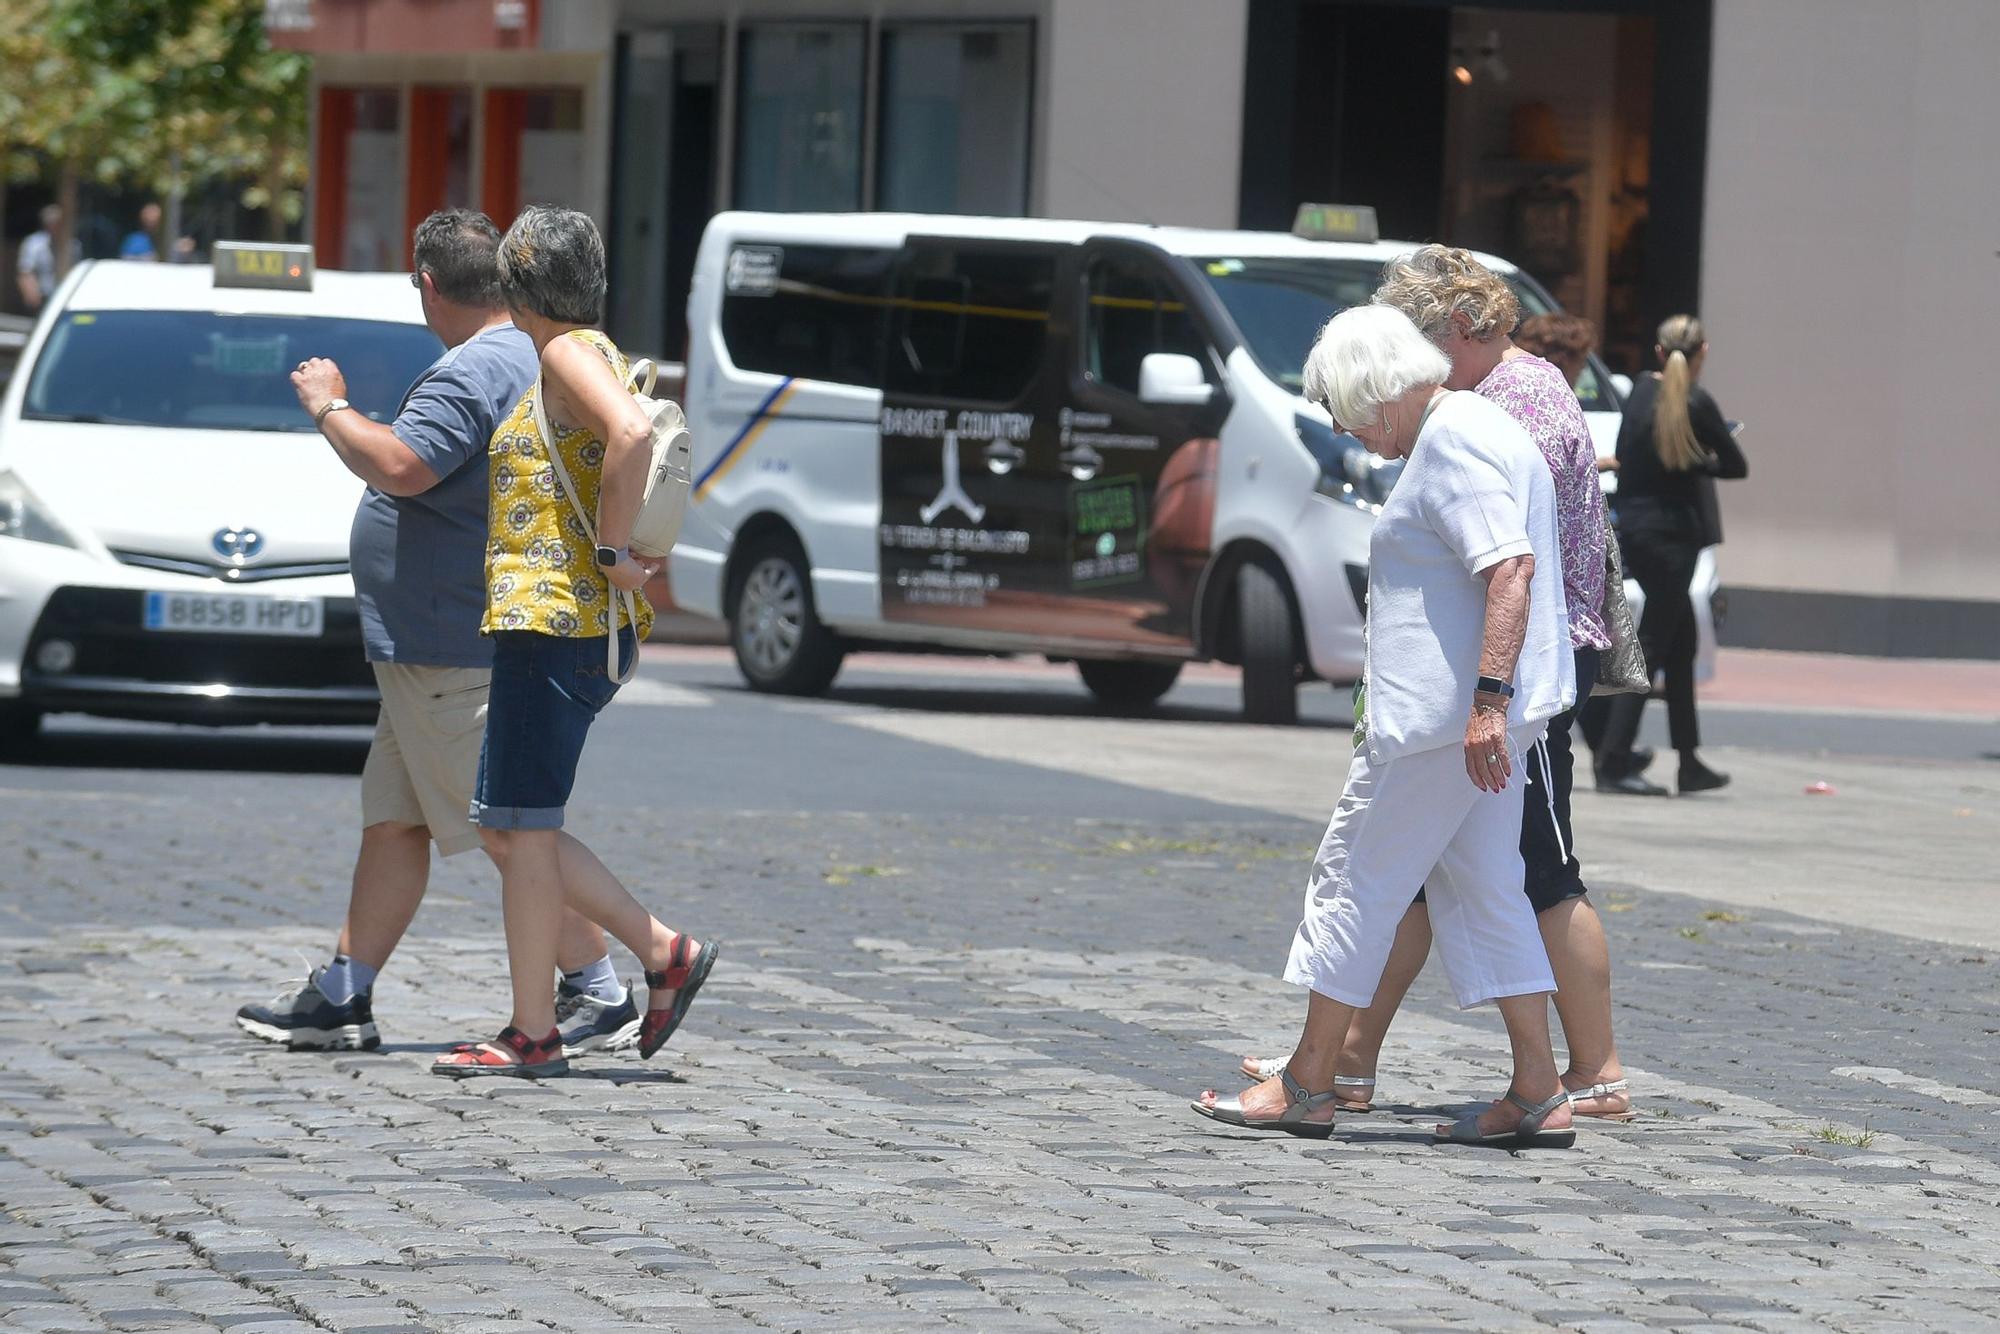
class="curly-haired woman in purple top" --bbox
[1235,246,1633,1123]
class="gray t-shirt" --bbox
[350,322,537,666]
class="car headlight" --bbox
[1296,414,1404,514]
[0,470,82,549]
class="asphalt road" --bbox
[3,648,1997,1331]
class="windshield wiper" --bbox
[22,411,153,426]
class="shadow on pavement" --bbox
[0,724,371,775]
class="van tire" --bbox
[1237,561,1299,725]
[1076,659,1183,712]
[728,537,843,696]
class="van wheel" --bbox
[1237,561,1299,725]
[1076,659,1183,713]
[729,537,843,696]
[0,702,40,758]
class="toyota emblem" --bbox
[212,527,265,565]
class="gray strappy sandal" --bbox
[1437,1089,1577,1148]
[1192,1068,1341,1138]
[1240,1057,1375,1112]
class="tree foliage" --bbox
[1,0,309,223]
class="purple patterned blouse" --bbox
[1475,354,1610,650]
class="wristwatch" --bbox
[595,544,628,569]
[314,397,351,426]
[1474,675,1515,699]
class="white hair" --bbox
[1301,304,1452,430]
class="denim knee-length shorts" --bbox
[470,628,635,831]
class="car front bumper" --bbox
[1,542,377,726]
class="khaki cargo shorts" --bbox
[360,662,489,857]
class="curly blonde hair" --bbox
[1372,244,1521,344]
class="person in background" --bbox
[239,210,637,1058]
[119,202,162,260]
[431,205,718,1079]
[1233,249,1633,1122]
[1194,305,1577,1149]
[16,204,77,314]
[1514,312,1643,774]
[1594,314,1747,796]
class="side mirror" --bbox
[1138,352,1214,407]
[1609,372,1634,398]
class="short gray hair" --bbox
[412,209,502,307]
[1301,305,1451,431]
[496,205,606,325]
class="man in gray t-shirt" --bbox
[238,211,629,1056]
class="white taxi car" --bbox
[0,245,441,747]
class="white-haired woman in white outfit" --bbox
[1193,305,1579,1147]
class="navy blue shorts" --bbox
[471,628,634,831]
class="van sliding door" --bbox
[877,239,1067,637]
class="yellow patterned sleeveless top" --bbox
[480,329,654,639]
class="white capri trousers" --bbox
[1284,723,1557,1010]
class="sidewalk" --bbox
[647,611,2000,721]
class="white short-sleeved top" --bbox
[1361,391,1575,763]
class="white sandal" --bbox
[1565,1078,1635,1121]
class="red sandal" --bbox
[638,936,720,1060]
[431,1025,569,1079]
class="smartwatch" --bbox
[595,545,627,569]
[314,397,351,427]
[1474,675,1515,699]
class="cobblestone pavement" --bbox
[3,682,1999,1332]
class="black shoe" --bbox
[1678,757,1731,794]
[555,978,641,1056]
[237,969,379,1051]
[1629,746,1656,775]
[1596,771,1669,796]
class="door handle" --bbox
[1059,444,1102,482]
[983,440,1026,475]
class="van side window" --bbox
[888,245,1053,404]
[720,244,892,388]
[1085,255,1208,397]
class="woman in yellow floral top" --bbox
[434,206,718,1079]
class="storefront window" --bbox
[339,90,402,272]
[735,24,865,212]
[878,24,1032,215]
[482,88,586,230]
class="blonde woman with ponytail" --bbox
[1595,315,1747,796]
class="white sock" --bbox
[319,954,377,1006]
[562,954,625,1004]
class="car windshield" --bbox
[23,310,442,432]
[1191,255,1618,413]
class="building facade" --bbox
[274,0,2000,658]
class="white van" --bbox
[673,209,1650,723]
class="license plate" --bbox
[143,591,324,637]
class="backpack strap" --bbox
[625,357,658,397]
[530,377,639,685]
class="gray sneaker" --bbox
[555,979,641,1056]
[236,970,380,1051]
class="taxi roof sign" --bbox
[1291,203,1380,245]
[213,241,314,291]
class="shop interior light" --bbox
[1448,30,1509,87]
